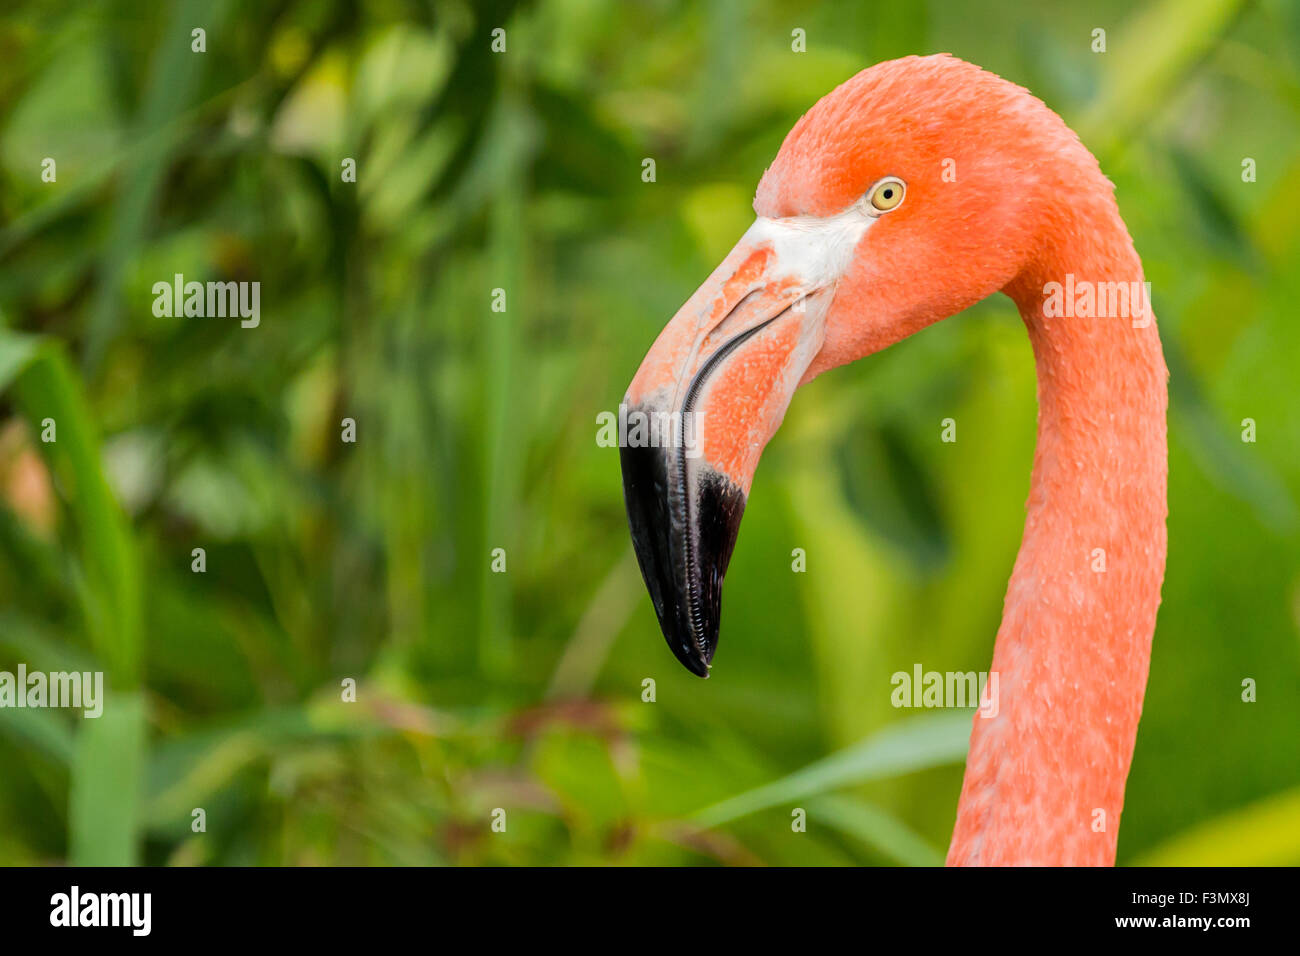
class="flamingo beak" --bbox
[620,218,856,676]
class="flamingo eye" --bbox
[867,177,906,213]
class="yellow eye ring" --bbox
[867,177,906,213]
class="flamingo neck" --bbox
[946,194,1169,865]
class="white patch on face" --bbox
[745,201,878,290]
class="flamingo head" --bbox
[621,54,1081,676]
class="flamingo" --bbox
[619,54,1167,866]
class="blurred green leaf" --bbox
[1135,787,1300,865]
[0,329,144,864]
[0,705,75,766]
[810,794,945,867]
[2,331,142,681]
[69,692,145,865]
[694,712,971,828]
[837,422,950,572]
[1077,0,1250,151]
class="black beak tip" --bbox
[619,427,745,681]
[671,641,713,679]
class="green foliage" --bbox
[0,0,1296,865]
